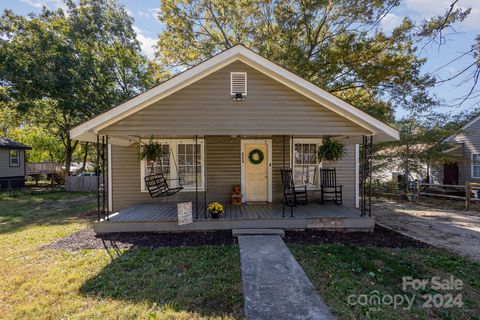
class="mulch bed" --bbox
[42,224,429,251]
[283,225,430,248]
[41,228,237,251]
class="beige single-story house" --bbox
[0,136,31,189]
[71,45,399,233]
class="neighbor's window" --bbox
[293,139,321,188]
[472,154,480,178]
[9,149,19,167]
[141,139,204,191]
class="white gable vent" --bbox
[231,72,247,100]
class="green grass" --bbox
[290,244,480,320]
[0,192,243,319]
[3,192,480,319]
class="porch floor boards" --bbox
[108,202,361,223]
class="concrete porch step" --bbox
[232,228,285,237]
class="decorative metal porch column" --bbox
[203,136,208,219]
[281,135,294,218]
[195,135,199,219]
[96,135,109,221]
[96,135,100,221]
[360,135,373,216]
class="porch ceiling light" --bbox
[233,93,246,101]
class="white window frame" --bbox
[230,72,247,96]
[140,139,205,192]
[9,149,20,167]
[292,138,322,190]
[472,153,480,178]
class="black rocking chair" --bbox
[320,168,342,204]
[144,173,184,198]
[280,169,309,208]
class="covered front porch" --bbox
[69,47,400,234]
[94,201,375,233]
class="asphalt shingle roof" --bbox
[0,136,31,149]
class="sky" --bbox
[1,0,479,119]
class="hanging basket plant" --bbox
[317,138,345,162]
[139,137,163,174]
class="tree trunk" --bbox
[80,142,89,172]
[50,154,55,187]
[65,146,73,176]
[64,133,78,176]
[404,144,410,195]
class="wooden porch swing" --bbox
[144,143,184,198]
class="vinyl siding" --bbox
[322,144,356,208]
[272,136,290,202]
[205,136,241,202]
[110,137,357,212]
[100,61,369,137]
[449,119,480,184]
[0,148,25,177]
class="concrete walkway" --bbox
[238,235,334,320]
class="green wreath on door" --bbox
[248,149,264,165]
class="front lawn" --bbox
[0,192,243,319]
[2,191,479,319]
[291,244,480,319]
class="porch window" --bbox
[9,149,19,167]
[140,139,204,191]
[292,139,322,189]
[472,154,480,178]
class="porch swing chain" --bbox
[163,137,182,186]
[169,141,182,186]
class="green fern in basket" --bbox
[139,137,163,173]
[318,138,345,162]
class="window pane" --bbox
[474,154,480,165]
[176,143,202,188]
[293,142,319,187]
[178,144,185,153]
[186,154,193,165]
[474,165,480,178]
[293,166,303,185]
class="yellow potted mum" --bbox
[207,201,225,219]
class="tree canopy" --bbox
[156,0,442,123]
[0,0,157,173]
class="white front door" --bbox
[243,142,271,202]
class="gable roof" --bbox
[0,136,31,149]
[71,45,399,144]
[443,113,480,143]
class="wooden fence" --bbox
[64,176,98,192]
[26,162,59,175]
[414,181,480,210]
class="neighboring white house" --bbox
[373,144,430,185]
